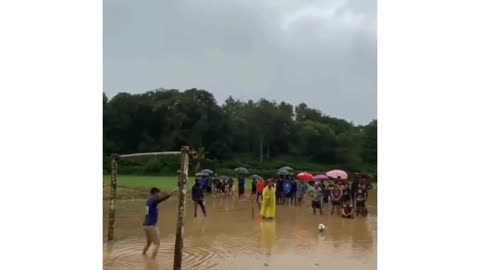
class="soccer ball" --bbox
[318,224,326,232]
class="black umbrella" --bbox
[200,169,214,175]
[277,166,294,172]
[234,167,249,174]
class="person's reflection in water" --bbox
[144,257,159,270]
[260,220,277,256]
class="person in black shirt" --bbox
[250,178,257,200]
[192,179,207,217]
[351,175,359,205]
[322,182,330,210]
[276,178,284,205]
[355,188,368,217]
[238,176,246,198]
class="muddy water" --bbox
[103,192,376,270]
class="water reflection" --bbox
[260,220,276,256]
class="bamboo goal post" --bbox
[107,147,197,246]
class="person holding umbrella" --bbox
[238,175,246,198]
[250,178,257,200]
[275,176,284,204]
[200,175,209,193]
[192,179,207,218]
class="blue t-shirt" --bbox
[291,181,297,193]
[284,182,292,193]
[201,177,209,188]
[143,196,169,226]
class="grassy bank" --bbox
[103,175,376,200]
[103,175,178,200]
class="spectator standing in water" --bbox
[276,177,284,204]
[260,180,277,219]
[201,176,209,193]
[330,184,343,216]
[309,182,323,215]
[256,178,266,203]
[283,180,293,206]
[227,177,235,197]
[238,176,246,198]
[291,179,297,205]
[192,179,207,217]
[351,175,359,206]
[142,187,177,258]
[295,180,309,206]
[355,187,368,217]
[322,181,330,210]
[250,178,257,200]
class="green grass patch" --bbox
[103,175,179,190]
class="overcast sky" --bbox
[104,0,376,125]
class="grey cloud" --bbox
[104,0,376,124]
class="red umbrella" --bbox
[297,172,314,181]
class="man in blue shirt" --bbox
[142,187,177,258]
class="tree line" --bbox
[103,88,376,175]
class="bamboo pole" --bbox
[173,146,190,270]
[107,154,119,241]
[119,151,182,158]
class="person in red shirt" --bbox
[256,178,266,203]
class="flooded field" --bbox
[103,192,376,270]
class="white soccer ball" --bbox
[318,224,326,232]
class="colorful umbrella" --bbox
[313,174,329,181]
[277,166,294,172]
[200,169,214,175]
[326,169,348,180]
[195,172,209,177]
[276,169,292,176]
[234,167,249,174]
[297,172,314,181]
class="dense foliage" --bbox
[103,88,376,175]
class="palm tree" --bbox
[195,146,208,172]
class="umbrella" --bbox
[313,174,329,181]
[297,172,314,181]
[200,169,214,175]
[276,169,292,176]
[195,172,209,177]
[326,169,348,180]
[234,167,249,174]
[250,174,261,180]
[277,166,294,172]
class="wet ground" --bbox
[103,192,376,270]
